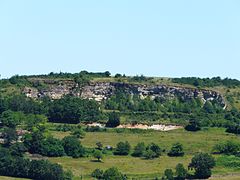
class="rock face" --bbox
[23,81,226,107]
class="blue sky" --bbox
[0,0,239,79]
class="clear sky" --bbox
[0,0,239,79]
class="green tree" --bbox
[168,143,184,157]
[143,149,156,159]
[48,96,100,124]
[93,150,103,162]
[212,141,240,155]
[71,127,85,139]
[106,112,120,128]
[132,142,146,157]
[91,169,104,179]
[162,169,174,180]
[189,153,215,179]
[2,127,18,146]
[114,141,131,155]
[175,163,187,180]
[9,142,27,157]
[0,110,22,128]
[146,143,161,158]
[203,101,215,114]
[103,167,127,180]
[40,136,65,157]
[24,130,44,154]
[185,118,201,132]
[62,136,85,158]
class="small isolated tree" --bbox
[162,169,174,180]
[189,153,215,179]
[175,163,187,180]
[93,150,103,162]
[114,141,131,155]
[103,167,127,180]
[91,168,104,179]
[185,118,201,132]
[106,112,120,128]
[132,142,146,157]
[168,143,184,157]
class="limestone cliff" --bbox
[23,80,226,107]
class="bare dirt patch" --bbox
[86,123,182,131]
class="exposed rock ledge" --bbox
[23,81,226,107]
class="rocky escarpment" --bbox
[23,81,226,107]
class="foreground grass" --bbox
[50,128,240,179]
[50,155,192,179]
[49,155,240,179]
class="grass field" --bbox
[50,128,240,179]
[52,128,239,154]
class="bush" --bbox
[175,163,187,180]
[162,169,174,180]
[146,143,161,158]
[0,147,71,180]
[9,143,27,157]
[114,141,131,155]
[189,153,215,179]
[143,149,156,159]
[213,141,240,155]
[185,118,201,131]
[103,167,127,180]
[48,96,100,124]
[91,169,104,179]
[70,126,85,139]
[106,112,120,128]
[40,137,65,157]
[93,150,103,162]
[168,143,184,157]
[132,142,146,157]
[62,136,85,158]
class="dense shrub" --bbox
[40,137,65,157]
[189,153,215,179]
[168,143,184,157]
[114,141,131,155]
[172,77,240,87]
[48,96,100,124]
[0,147,71,180]
[175,163,188,180]
[185,118,201,131]
[91,169,104,179]
[213,141,240,155]
[132,142,146,157]
[62,136,85,158]
[103,167,127,180]
[106,112,120,128]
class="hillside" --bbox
[1,71,240,180]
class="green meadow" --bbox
[49,128,240,179]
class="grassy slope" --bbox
[50,128,240,179]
